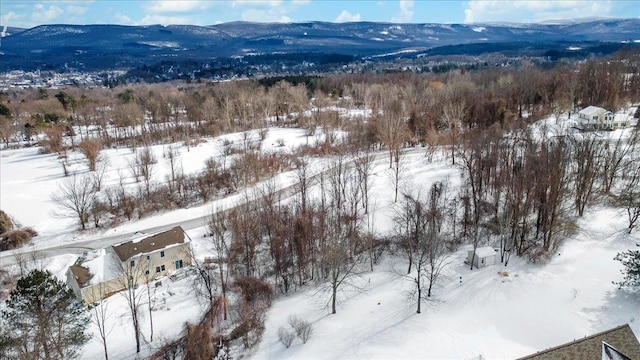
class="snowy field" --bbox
[0,126,322,248]
[253,206,639,359]
[1,115,639,358]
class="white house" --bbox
[577,106,628,130]
[66,226,192,304]
[466,246,497,269]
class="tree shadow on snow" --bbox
[582,287,640,332]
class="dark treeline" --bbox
[2,50,639,150]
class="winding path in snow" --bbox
[0,147,429,267]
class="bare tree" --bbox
[571,134,603,217]
[323,235,362,315]
[112,101,143,148]
[458,133,488,269]
[534,138,571,253]
[51,174,97,230]
[0,114,15,148]
[42,124,66,156]
[111,256,147,353]
[229,200,261,277]
[440,98,466,165]
[79,139,102,171]
[294,158,313,213]
[354,148,375,215]
[140,266,159,343]
[92,156,109,192]
[202,208,230,322]
[319,161,365,314]
[378,87,409,169]
[395,183,450,313]
[388,151,407,203]
[208,209,231,320]
[164,145,183,200]
[90,284,114,360]
[128,147,157,199]
[601,128,639,193]
[139,147,157,199]
[618,162,640,233]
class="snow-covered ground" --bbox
[0,126,323,248]
[253,206,639,359]
[2,112,639,358]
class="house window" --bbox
[160,251,165,258]
[130,260,135,267]
[175,259,184,269]
[481,258,485,264]
[145,270,150,275]
[146,255,150,260]
[161,265,166,271]
[156,266,161,273]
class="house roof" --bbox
[602,342,632,360]
[69,248,123,288]
[579,106,607,116]
[518,324,640,360]
[82,249,120,286]
[474,246,496,258]
[69,264,92,287]
[111,226,186,262]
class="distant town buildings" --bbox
[0,70,125,90]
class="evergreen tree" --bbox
[0,269,90,359]
[614,250,640,290]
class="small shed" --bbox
[466,246,497,269]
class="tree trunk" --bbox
[134,317,140,353]
[219,264,228,321]
[331,283,337,314]
[148,305,154,342]
[103,341,109,360]
[416,278,421,314]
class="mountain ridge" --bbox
[2,19,639,72]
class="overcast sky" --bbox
[1,0,639,29]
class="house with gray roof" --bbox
[66,226,192,304]
[518,324,640,360]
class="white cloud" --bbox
[140,14,194,25]
[1,11,20,25]
[335,10,361,23]
[31,4,64,24]
[240,8,292,22]
[391,0,414,22]
[464,0,613,23]
[145,0,212,13]
[113,13,137,25]
[232,0,283,8]
[2,0,94,27]
[65,5,89,17]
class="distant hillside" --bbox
[1,26,25,37]
[1,19,639,71]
